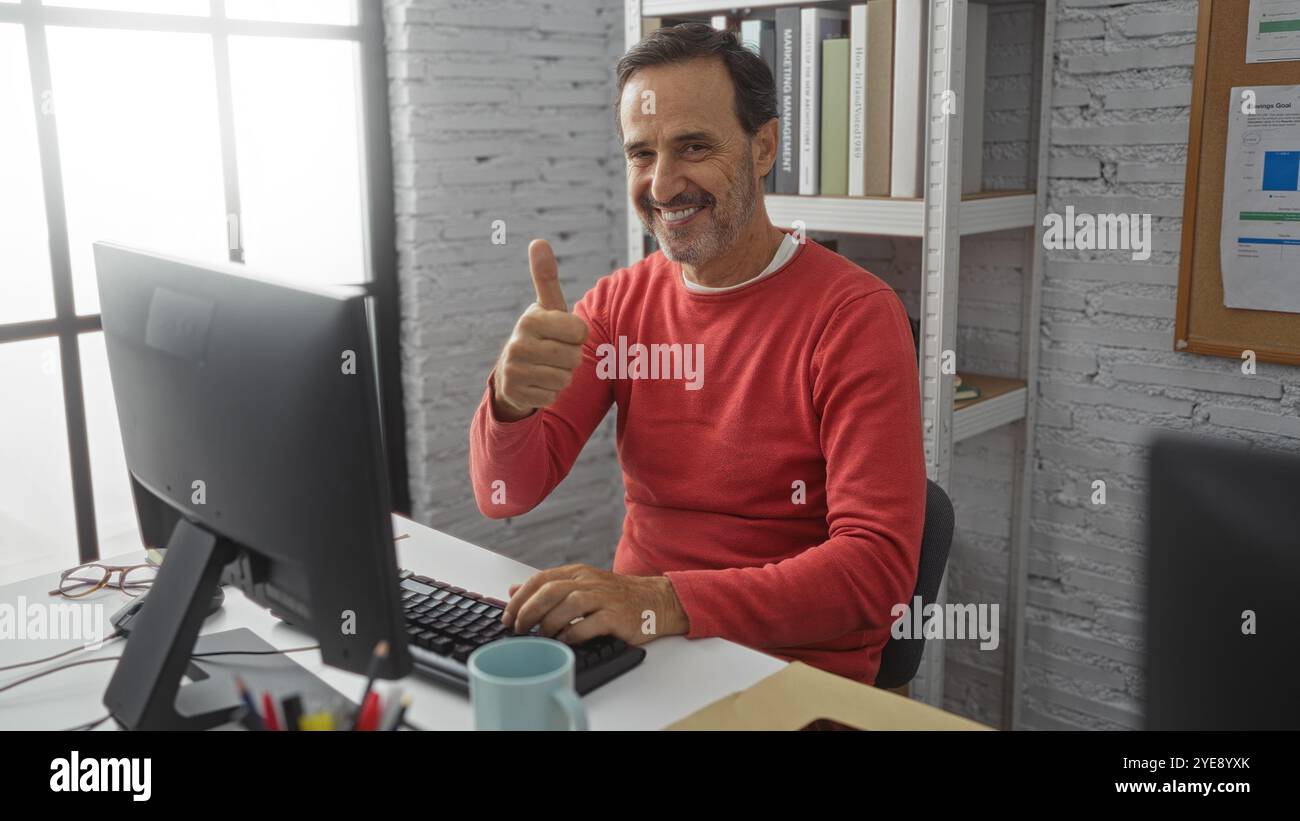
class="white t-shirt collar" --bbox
[680,233,799,294]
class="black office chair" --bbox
[874,479,954,689]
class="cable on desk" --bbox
[0,656,123,696]
[66,713,113,731]
[0,644,321,696]
[0,629,124,672]
[192,644,318,659]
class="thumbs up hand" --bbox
[491,240,590,422]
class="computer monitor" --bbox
[1146,433,1300,730]
[93,242,411,730]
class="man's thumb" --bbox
[528,239,567,312]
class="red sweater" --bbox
[469,239,926,684]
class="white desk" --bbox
[0,515,785,730]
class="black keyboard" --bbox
[398,570,645,695]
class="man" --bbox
[469,23,925,684]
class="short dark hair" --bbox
[615,22,778,136]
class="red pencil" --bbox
[261,692,281,731]
[356,691,381,731]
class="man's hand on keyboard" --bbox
[501,564,689,646]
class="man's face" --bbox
[619,58,766,267]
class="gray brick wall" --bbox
[385,0,627,570]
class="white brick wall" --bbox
[385,0,627,570]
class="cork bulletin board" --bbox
[1175,0,1300,366]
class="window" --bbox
[0,0,406,584]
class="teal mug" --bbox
[467,638,588,731]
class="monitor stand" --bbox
[102,518,345,731]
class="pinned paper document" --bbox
[1247,1,1300,63]
[1219,85,1300,313]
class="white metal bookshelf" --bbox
[623,0,1055,729]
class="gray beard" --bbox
[641,158,758,267]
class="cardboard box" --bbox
[666,662,991,731]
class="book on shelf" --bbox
[954,374,981,402]
[740,18,773,56]
[760,25,775,74]
[742,19,779,193]
[890,0,927,198]
[962,1,988,195]
[774,7,801,194]
[642,17,691,37]
[820,38,850,196]
[798,7,848,196]
[862,0,894,196]
[848,5,868,197]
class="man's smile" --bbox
[657,204,707,228]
